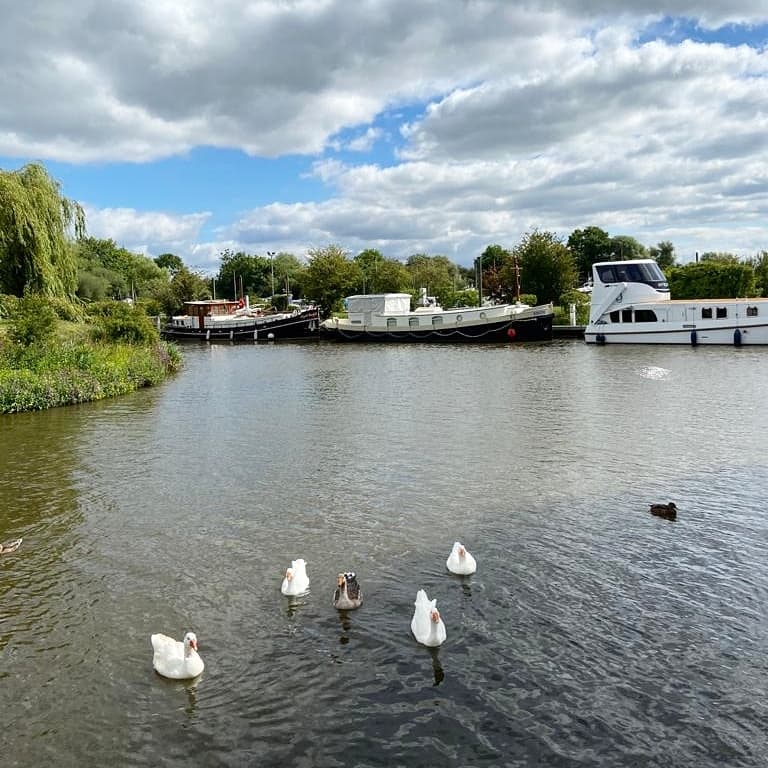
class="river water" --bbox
[2,340,768,767]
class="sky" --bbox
[1,0,767,273]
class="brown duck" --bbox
[650,502,677,520]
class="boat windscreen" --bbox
[596,262,668,289]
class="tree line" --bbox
[2,163,767,320]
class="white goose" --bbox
[281,558,310,596]
[446,541,476,575]
[411,589,446,647]
[150,631,204,679]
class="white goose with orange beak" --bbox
[150,631,204,679]
[446,541,477,575]
[411,589,446,647]
[281,558,310,596]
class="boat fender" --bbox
[734,328,742,346]
[596,333,606,345]
[690,330,698,346]
[506,327,516,340]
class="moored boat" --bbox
[320,291,554,342]
[162,299,320,341]
[584,259,768,345]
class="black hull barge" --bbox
[320,292,554,343]
[162,300,320,342]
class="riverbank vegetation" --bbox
[0,294,182,414]
[0,164,182,414]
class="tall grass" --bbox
[0,335,182,414]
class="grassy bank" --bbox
[0,311,182,414]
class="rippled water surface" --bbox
[3,341,768,767]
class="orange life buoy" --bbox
[507,327,516,339]
[237,298,245,309]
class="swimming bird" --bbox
[650,502,677,521]
[281,558,310,596]
[446,541,477,575]
[0,538,23,555]
[150,631,204,679]
[410,589,446,647]
[333,572,363,610]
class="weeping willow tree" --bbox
[0,162,86,298]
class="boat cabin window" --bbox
[409,317,419,327]
[701,307,712,319]
[596,262,668,290]
[387,317,397,328]
[609,309,658,323]
[432,316,443,326]
[716,307,727,319]
[456,314,463,322]
[747,306,758,317]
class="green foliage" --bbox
[649,241,676,270]
[518,293,538,306]
[667,261,756,299]
[354,249,410,294]
[558,289,590,324]
[0,338,182,413]
[567,226,612,281]
[216,249,270,299]
[88,301,160,344]
[478,245,513,300]
[405,254,462,307]
[0,293,19,318]
[511,230,577,305]
[747,251,768,297]
[154,253,184,274]
[155,267,211,315]
[75,238,168,301]
[7,294,58,346]
[609,235,647,261]
[0,163,84,298]
[303,244,363,316]
[445,288,478,308]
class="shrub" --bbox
[7,294,57,346]
[90,302,160,344]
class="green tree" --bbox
[76,238,167,300]
[303,244,362,316]
[0,163,85,298]
[567,226,612,281]
[405,254,461,306]
[354,249,410,293]
[155,267,211,315]
[155,253,184,275]
[608,235,647,261]
[511,229,577,305]
[216,250,270,299]
[649,241,676,270]
[271,252,306,300]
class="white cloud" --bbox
[2,1,767,265]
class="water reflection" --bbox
[429,646,445,686]
[337,609,352,645]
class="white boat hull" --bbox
[585,258,768,346]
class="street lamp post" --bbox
[267,251,276,298]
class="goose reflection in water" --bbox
[337,609,352,645]
[429,647,445,686]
